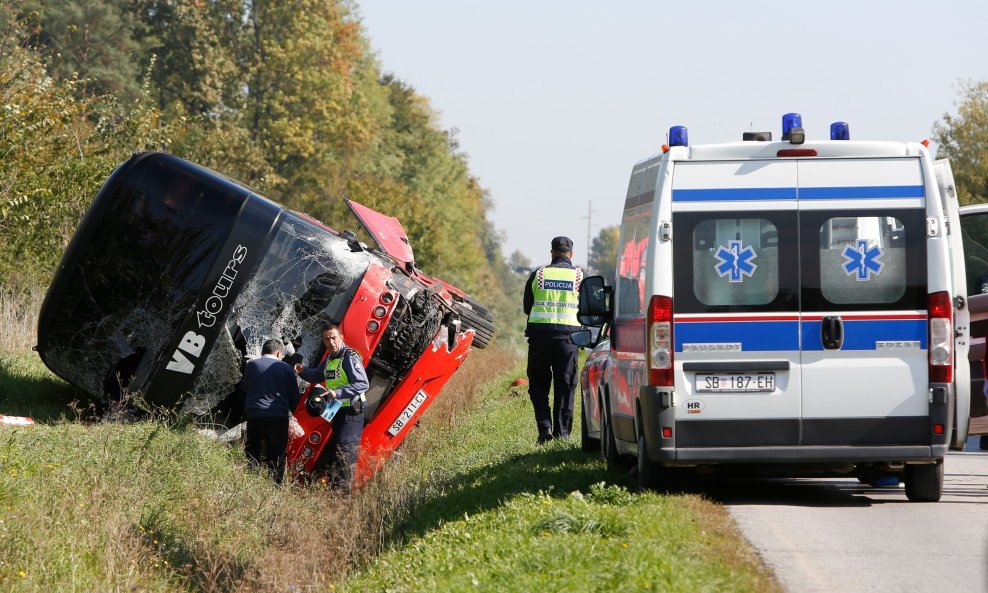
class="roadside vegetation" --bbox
[341,376,780,593]
[0,341,518,592]
[0,347,779,593]
[0,291,776,593]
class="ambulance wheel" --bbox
[636,433,660,491]
[904,460,943,502]
[636,432,683,492]
[601,402,622,472]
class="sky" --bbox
[356,0,988,268]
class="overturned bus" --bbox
[36,152,495,481]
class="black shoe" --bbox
[536,432,553,445]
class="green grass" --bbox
[0,421,273,592]
[0,349,524,592]
[343,379,780,593]
[0,353,86,421]
[0,350,778,593]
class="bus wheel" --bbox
[904,460,943,502]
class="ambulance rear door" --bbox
[671,160,802,448]
[797,158,930,447]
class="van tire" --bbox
[636,431,684,492]
[636,433,660,491]
[904,460,943,502]
[601,399,622,472]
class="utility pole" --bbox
[582,201,596,269]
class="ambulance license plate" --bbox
[696,372,775,393]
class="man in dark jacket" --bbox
[243,338,301,484]
[294,324,369,493]
[524,236,584,443]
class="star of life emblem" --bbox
[841,239,884,281]
[714,240,757,283]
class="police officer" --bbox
[294,324,369,492]
[523,236,583,443]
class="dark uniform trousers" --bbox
[527,336,579,438]
[313,408,365,493]
[245,416,290,484]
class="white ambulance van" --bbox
[576,114,970,502]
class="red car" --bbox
[37,152,495,482]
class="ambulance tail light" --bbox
[647,295,674,386]
[928,291,953,383]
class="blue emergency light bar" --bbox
[669,125,688,147]
[782,113,802,140]
[831,121,850,140]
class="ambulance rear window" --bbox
[692,218,779,307]
[818,216,906,304]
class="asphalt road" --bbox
[711,437,988,593]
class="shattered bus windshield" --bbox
[197,215,373,415]
[236,214,371,357]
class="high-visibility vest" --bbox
[528,266,582,327]
[323,348,365,407]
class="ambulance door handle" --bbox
[821,316,844,350]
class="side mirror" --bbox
[578,275,612,327]
[571,329,593,348]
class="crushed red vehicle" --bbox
[36,152,495,482]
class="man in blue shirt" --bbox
[243,338,301,484]
[294,324,370,492]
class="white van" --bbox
[576,114,970,502]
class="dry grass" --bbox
[237,347,521,591]
[0,347,521,592]
[0,286,43,354]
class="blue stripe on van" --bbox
[675,320,800,352]
[798,185,925,200]
[800,319,927,351]
[671,187,797,202]
[671,185,924,202]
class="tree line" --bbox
[0,0,526,342]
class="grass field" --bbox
[0,353,85,421]
[342,378,780,593]
[0,340,778,592]
[0,347,521,592]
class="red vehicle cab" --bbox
[36,152,495,482]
